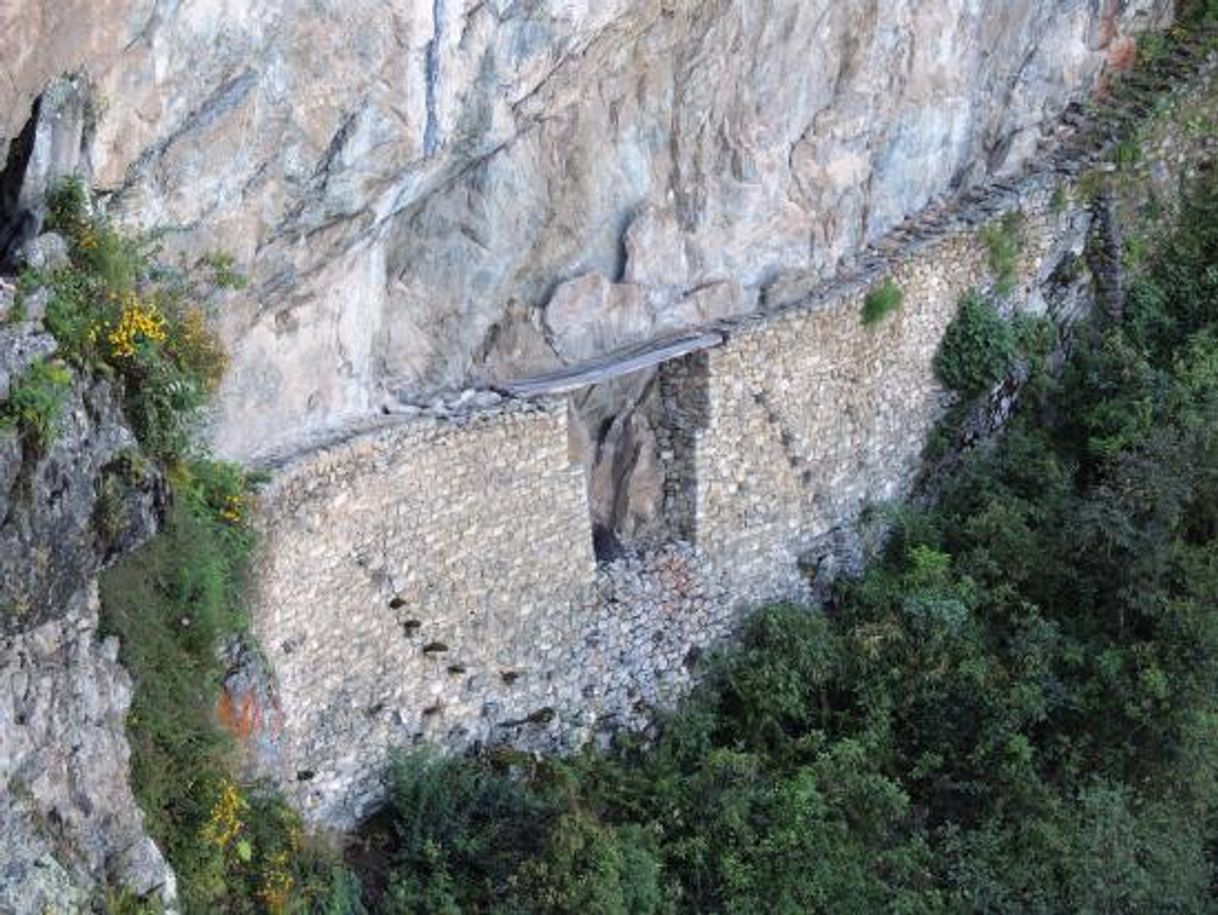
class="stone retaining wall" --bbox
[247,47,1218,828]
[250,402,595,823]
[252,178,1084,827]
[674,178,1086,603]
[251,403,747,827]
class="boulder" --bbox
[15,232,70,273]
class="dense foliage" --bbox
[0,355,72,449]
[363,168,1218,912]
[101,463,362,914]
[933,291,1017,397]
[31,177,231,461]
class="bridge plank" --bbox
[501,331,726,397]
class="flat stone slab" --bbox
[501,331,726,397]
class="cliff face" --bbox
[0,313,174,910]
[0,585,177,913]
[0,0,1170,460]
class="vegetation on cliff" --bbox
[5,182,362,912]
[101,467,362,914]
[354,162,1218,912]
[0,355,72,449]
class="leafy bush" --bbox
[0,357,72,449]
[376,752,667,915]
[1012,313,1059,361]
[1181,0,1218,25]
[861,278,904,326]
[933,291,1017,397]
[1049,185,1069,215]
[1113,138,1143,168]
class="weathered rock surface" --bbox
[0,75,92,267]
[0,0,1171,461]
[0,323,55,403]
[0,319,172,910]
[0,585,177,914]
[0,326,165,628]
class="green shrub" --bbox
[1180,0,1218,26]
[38,177,232,463]
[1137,31,1170,67]
[197,251,249,291]
[861,278,904,326]
[1,358,72,449]
[1012,313,1059,361]
[101,885,163,915]
[934,291,1017,397]
[1113,138,1143,168]
[1049,185,1069,215]
[45,174,90,239]
[982,211,1025,295]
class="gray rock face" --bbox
[0,0,1171,461]
[0,319,173,910]
[0,323,56,403]
[0,585,177,914]
[14,232,71,273]
[0,75,92,267]
[0,326,165,627]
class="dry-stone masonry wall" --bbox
[252,402,589,823]
[254,401,741,827]
[249,41,1218,830]
[674,179,1083,605]
[250,178,1082,829]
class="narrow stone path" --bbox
[500,331,725,397]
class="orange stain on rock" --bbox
[217,689,261,740]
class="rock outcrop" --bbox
[0,310,173,910]
[0,585,177,914]
[0,0,1171,461]
[0,321,164,629]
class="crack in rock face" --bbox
[0,75,92,268]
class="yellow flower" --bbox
[106,298,167,358]
[202,778,248,850]
[258,851,295,914]
[219,494,244,524]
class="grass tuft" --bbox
[861,278,904,327]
